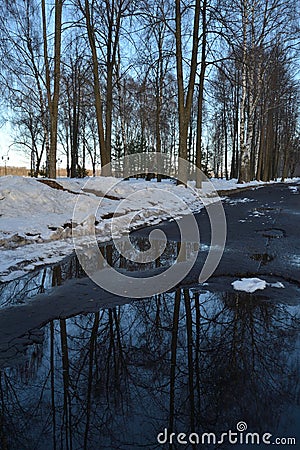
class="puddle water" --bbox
[1,237,200,308]
[0,281,299,449]
[256,228,285,238]
[250,252,275,265]
[0,233,299,449]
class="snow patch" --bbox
[232,278,267,293]
[232,277,285,293]
[288,186,298,194]
[269,281,285,288]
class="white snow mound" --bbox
[232,277,285,293]
[232,278,267,293]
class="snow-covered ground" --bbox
[0,175,298,282]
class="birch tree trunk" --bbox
[238,0,251,182]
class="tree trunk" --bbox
[84,0,108,174]
[49,0,63,179]
[195,0,207,188]
[155,27,164,182]
[175,0,201,184]
[238,0,251,183]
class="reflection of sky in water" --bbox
[0,286,299,449]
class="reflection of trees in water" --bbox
[188,291,299,434]
[0,288,298,449]
[0,255,84,307]
[0,238,180,308]
[0,268,50,307]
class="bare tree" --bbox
[77,0,132,175]
[42,0,64,178]
[0,0,50,176]
[175,0,201,181]
[195,0,208,187]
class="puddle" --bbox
[256,228,285,238]
[250,252,275,265]
[0,237,206,308]
[0,282,299,449]
[1,221,299,449]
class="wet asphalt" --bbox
[208,182,300,283]
[134,181,300,289]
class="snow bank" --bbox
[0,175,204,281]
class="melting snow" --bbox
[288,186,298,194]
[232,277,285,293]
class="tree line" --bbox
[0,0,299,183]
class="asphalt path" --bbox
[208,182,300,283]
[0,181,299,366]
[133,181,300,289]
